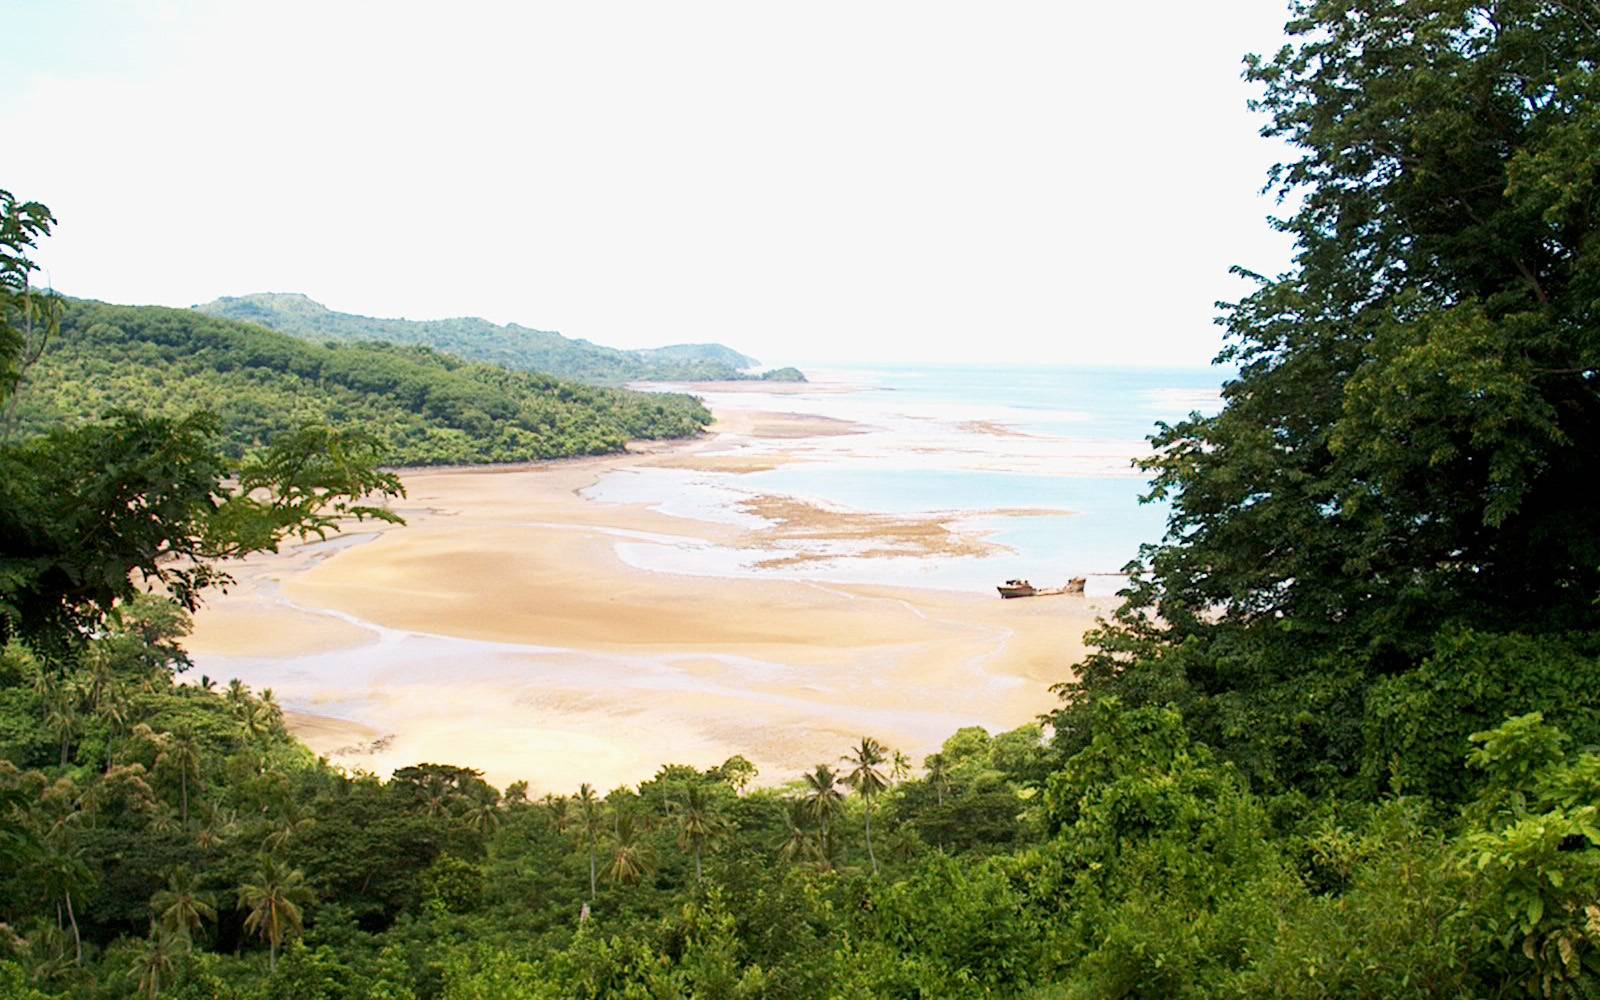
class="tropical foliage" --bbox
[9,298,712,468]
[3,0,1599,995]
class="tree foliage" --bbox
[1051,0,1600,795]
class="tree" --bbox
[801,764,844,865]
[1,201,407,655]
[237,856,314,973]
[672,783,725,883]
[154,730,202,824]
[150,865,216,943]
[41,681,79,768]
[1050,0,1600,795]
[715,755,758,795]
[463,792,502,836]
[777,799,822,866]
[37,841,92,964]
[0,188,60,427]
[891,750,911,784]
[843,737,890,875]
[605,812,656,886]
[575,783,603,901]
[133,926,184,999]
[924,753,949,808]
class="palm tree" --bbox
[801,764,844,864]
[543,793,571,835]
[261,805,315,853]
[924,752,949,807]
[43,687,80,768]
[843,737,890,875]
[257,688,284,730]
[237,857,313,973]
[575,783,603,901]
[891,750,912,783]
[225,679,250,714]
[463,793,502,836]
[605,812,656,885]
[134,925,184,998]
[419,774,456,819]
[777,798,822,865]
[80,646,118,711]
[150,866,216,942]
[155,731,202,824]
[672,783,724,882]
[39,842,92,963]
[195,802,238,851]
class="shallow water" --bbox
[594,363,1224,593]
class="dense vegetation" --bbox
[10,299,712,466]
[196,293,804,384]
[2,0,1599,996]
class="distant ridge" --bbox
[194,293,802,384]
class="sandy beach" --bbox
[186,404,1109,794]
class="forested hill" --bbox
[195,292,803,383]
[12,299,712,465]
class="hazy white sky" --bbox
[4,1,1297,367]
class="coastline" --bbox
[186,403,1106,793]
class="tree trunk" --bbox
[180,773,189,825]
[65,891,82,964]
[865,803,877,875]
[587,835,597,900]
[59,733,70,768]
[694,841,702,882]
[269,935,277,974]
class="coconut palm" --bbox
[43,687,80,768]
[134,925,184,998]
[195,802,238,851]
[605,812,656,886]
[419,773,457,819]
[891,750,912,783]
[150,865,216,942]
[224,679,250,714]
[261,805,315,853]
[463,793,502,836]
[924,752,949,807]
[543,793,571,835]
[257,688,284,730]
[38,842,92,963]
[155,731,202,824]
[801,764,844,864]
[237,857,313,973]
[575,783,604,901]
[777,798,823,865]
[672,783,725,882]
[843,737,890,875]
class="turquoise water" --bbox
[605,363,1228,591]
[809,362,1228,441]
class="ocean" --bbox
[591,363,1228,596]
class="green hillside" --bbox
[195,292,800,383]
[11,299,711,466]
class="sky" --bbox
[3,1,1298,367]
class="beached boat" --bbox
[997,577,1086,599]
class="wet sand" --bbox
[186,409,1104,793]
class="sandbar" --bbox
[186,409,1104,793]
